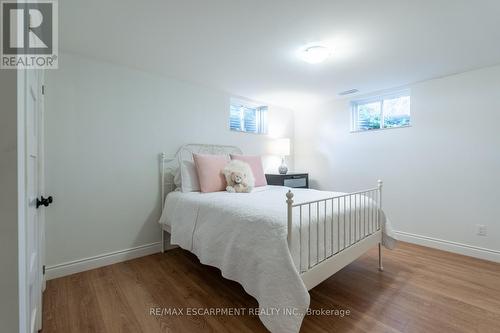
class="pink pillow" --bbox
[193,153,229,193]
[230,154,267,187]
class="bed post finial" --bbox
[377,179,383,189]
[286,190,294,248]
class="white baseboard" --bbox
[45,232,499,280]
[45,242,162,280]
[394,231,500,263]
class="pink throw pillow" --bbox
[230,154,267,187]
[193,153,229,193]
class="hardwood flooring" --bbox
[41,242,500,333]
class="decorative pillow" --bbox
[179,160,200,192]
[193,153,229,193]
[230,154,267,187]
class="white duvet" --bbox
[158,186,396,333]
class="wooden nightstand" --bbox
[265,173,309,189]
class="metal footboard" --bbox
[286,180,383,275]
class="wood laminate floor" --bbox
[42,242,500,333]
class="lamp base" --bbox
[278,157,288,175]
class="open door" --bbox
[22,68,48,333]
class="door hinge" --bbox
[42,85,45,95]
[43,265,46,275]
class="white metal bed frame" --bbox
[159,145,384,291]
[285,183,383,290]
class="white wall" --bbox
[295,65,500,262]
[44,53,294,273]
[0,70,20,333]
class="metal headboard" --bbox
[159,144,242,252]
[159,153,177,210]
[160,144,243,208]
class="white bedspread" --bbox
[158,186,396,333]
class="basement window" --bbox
[351,90,411,132]
[229,98,268,134]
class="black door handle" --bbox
[36,196,53,209]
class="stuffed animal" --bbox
[223,160,255,193]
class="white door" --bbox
[25,68,46,333]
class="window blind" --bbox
[229,102,268,134]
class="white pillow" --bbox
[179,159,200,192]
[173,167,181,189]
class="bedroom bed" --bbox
[158,144,396,333]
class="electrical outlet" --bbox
[477,225,488,237]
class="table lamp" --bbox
[270,138,290,174]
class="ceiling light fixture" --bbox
[300,45,330,64]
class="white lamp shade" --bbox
[270,138,290,156]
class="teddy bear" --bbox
[223,160,255,193]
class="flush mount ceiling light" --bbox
[300,45,330,64]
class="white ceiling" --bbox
[61,0,500,109]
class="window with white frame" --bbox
[229,99,268,134]
[351,90,411,132]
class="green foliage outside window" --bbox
[353,93,410,131]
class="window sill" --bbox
[350,125,411,134]
[230,128,268,135]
